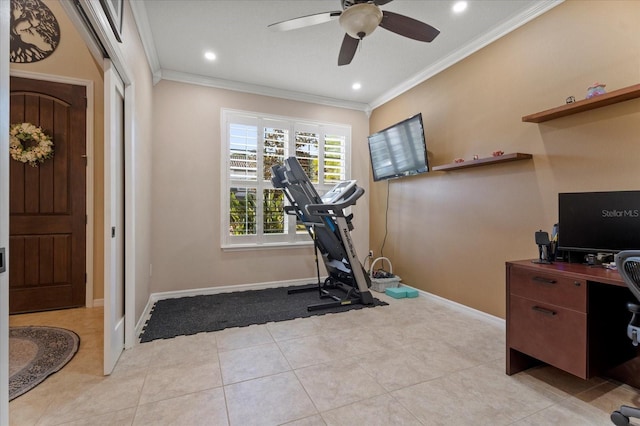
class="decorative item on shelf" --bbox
[9,122,54,167]
[522,83,640,123]
[432,152,532,172]
[473,154,479,160]
[492,150,504,157]
[586,82,606,99]
[565,96,576,104]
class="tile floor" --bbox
[9,291,640,425]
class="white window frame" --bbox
[221,108,352,249]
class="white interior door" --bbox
[104,60,125,375]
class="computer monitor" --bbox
[558,190,640,254]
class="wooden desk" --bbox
[506,260,638,384]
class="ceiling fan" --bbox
[268,0,440,66]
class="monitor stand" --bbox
[560,250,604,265]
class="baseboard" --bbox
[92,298,104,307]
[134,277,321,340]
[135,297,155,341]
[398,284,505,330]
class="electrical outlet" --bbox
[369,250,374,258]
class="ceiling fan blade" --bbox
[373,0,394,5]
[268,11,341,31]
[380,10,440,42]
[338,34,359,66]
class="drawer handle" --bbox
[532,306,557,316]
[532,276,557,284]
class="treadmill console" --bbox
[321,180,357,204]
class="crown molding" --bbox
[129,0,161,79]
[369,0,564,110]
[160,69,371,112]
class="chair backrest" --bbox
[616,250,640,302]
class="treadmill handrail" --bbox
[305,187,364,217]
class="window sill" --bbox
[221,241,313,252]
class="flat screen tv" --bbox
[367,113,428,182]
[558,190,640,253]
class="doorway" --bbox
[9,76,87,314]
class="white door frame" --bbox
[1,1,11,422]
[123,83,136,350]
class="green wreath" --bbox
[9,122,54,167]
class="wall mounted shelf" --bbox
[522,83,640,123]
[432,152,532,172]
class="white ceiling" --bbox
[132,0,561,112]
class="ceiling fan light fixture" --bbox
[339,3,383,39]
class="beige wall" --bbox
[10,0,105,300]
[369,0,640,318]
[150,81,370,293]
[117,1,154,322]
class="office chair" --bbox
[611,251,640,426]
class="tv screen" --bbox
[367,113,428,181]
[558,190,640,253]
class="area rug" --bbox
[9,326,80,401]
[139,284,388,342]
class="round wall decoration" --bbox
[10,0,61,63]
[9,122,54,167]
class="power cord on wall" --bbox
[380,179,390,258]
[363,180,392,277]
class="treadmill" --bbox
[271,156,374,311]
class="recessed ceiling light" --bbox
[204,51,216,61]
[352,82,362,90]
[452,1,467,14]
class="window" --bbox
[221,109,351,248]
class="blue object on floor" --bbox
[405,288,419,298]
[385,287,407,299]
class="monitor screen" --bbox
[558,190,640,253]
[367,113,428,181]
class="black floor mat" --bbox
[139,284,388,342]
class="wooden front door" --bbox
[9,77,87,314]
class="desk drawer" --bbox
[509,294,587,378]
[509,266,586,312]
